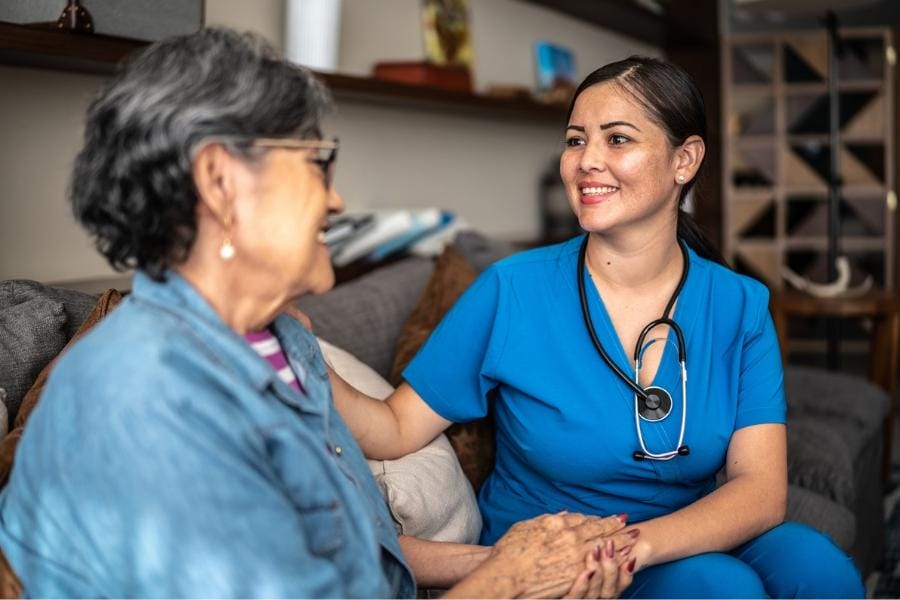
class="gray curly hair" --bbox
[70,27,332,280]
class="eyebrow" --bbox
[565,121,642,133]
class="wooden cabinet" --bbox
[721,28,896,291]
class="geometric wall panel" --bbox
[730,94,774,135]
[841,145,882,185]
[784,40,825,83]
[786,145,828,187]
[844,144,884,183]
[733,144,775,187]
[733,196,775,237]
[724,28,893,293]
[843,93,884,138]
[732,44,773,83]
[735,245,779,284]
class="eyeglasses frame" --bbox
[202,136,340,188]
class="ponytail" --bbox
[677,209,728,267]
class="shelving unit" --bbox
[0,21,566,122]
[721,27,896,291]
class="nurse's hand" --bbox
[487,512,636,598]
[563,538,637,599]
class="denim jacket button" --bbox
[334,445,343,456]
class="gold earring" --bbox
[219,212,235,261]
[677,174,686,183]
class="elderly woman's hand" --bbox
[486,512,638,598]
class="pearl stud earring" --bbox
[677,174,686,183]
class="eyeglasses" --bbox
[251,137,339,188]
[209,136,340,188]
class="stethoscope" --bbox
[576,235,690,461]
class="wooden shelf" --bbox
[784,237,886,251]
[787,134,885,145]
[784,81,884,94]
[0,21,566,122]
[319,72,565,121]
[0,21,144,75]
[783,184,886,198]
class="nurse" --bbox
[331,56,864,598]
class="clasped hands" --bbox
[484,512,639,599]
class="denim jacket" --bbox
[0,271,415,598]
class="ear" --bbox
[673,135,705,183]
[192,142,236,226]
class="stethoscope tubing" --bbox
[576,234,690,460]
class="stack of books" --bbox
[324,208,459,267]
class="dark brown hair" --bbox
[567,56,726,266]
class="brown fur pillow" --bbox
[390,246,496,493]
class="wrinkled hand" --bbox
[283,305,313,331]
[490,512,638,598]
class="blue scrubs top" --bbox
[403,236,785,545]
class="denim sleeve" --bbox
[735,286,786,429]
[73,385,350,597]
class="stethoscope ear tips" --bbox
[632,451,646,461]
[678,445,690,456]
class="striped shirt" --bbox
[245,329,306,395]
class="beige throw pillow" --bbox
[317,338,482,544]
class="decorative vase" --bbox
[284,0,342,72]
[56,0,94,33]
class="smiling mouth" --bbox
[581,186,619,196]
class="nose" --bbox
[578,140,608,174]
[328,187,345,215]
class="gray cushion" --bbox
[298,257,434,379]
[787,416,856,508]
[0,296,67,425]
[453,231,518,272]
[784,365,889,438]
[0,280,97,341]
[786,483,856,552]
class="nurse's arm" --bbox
[627,422,787,570]
[328,368,452,460]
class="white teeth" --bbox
[581,186,618,195]
[317,231,326,244]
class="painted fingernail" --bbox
[627,558,637,573]
[605,539,615,558]
[592,544,602,561]
[587,570,596,581]
[628,528,641,538]
[617,513,628,523]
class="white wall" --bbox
[0,0,658,283]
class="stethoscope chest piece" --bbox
[637,386,672,422]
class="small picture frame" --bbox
[533,41,577,92]
[421,0,473,68]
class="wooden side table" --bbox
[770,292,900,484]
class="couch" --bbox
[0,232,889,579]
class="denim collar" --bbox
[130,270,303,396]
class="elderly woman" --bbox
[0,28,634,598]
